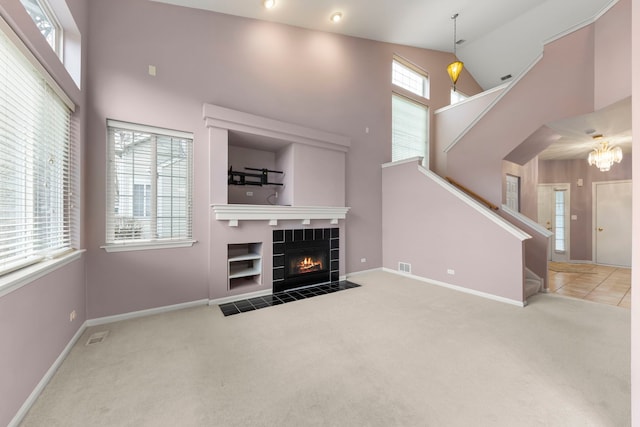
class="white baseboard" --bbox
[9,321,88,427]
[346,267,384,277]
[209,289,273,306]
[381,268,525,307]
[86,299,209,327]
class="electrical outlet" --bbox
[246,191,253,197]
[69,310,76,322]
[447,269,455,275]
[360,258,366,263]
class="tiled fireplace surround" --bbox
[273,228,340,292]
[205,103,351,301]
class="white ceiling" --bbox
[151,0,616,89]
[150,0,629,160]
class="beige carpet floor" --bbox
[20,271,630,426]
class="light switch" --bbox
[577,178,583,187]
[148,65,157,76]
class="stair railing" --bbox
[445,176,499,211]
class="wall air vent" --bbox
[398,262,411,274]
[500,74,512,81]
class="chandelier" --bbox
[587,136,623,172]
[447,13,464,91]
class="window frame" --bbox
[20,0,64,60]
[103,120,195,253]
[0,14,81,295]
[392,56,430,99]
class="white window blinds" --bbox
[0,19,76,276]
[105,121,193,248]
[392,94,429,163]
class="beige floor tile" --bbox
[548,262,631,309]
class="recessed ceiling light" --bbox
[263,0,275,9]
[330,12,343,23]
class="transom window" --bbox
[20,0,62,58]
[105,121,194,250]
[392,58,429,99]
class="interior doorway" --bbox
[537,183,570,262]
[593,180,632,267]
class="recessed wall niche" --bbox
[204,103,350,208]
[227,136,285,206]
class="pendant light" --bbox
[447,13,464,91]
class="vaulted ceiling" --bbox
[151,0,628,161]
[151,0,616,89]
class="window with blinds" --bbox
[391,94,429,163]
[105,121,193,249]
[0,18,77,277]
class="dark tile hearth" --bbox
[218,281,360,316]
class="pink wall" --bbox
[594,0,631,110]
[382,159,527,303]
[433,85,504,176]
[0,0,88,425]
[631,0,639,420]
[85,0,469,317]
[446,24,597,207]
[538,155,632,261]
[446,0,630,209]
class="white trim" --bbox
[434,83,508,115]
[347,267,384,277]
[211,205,350,225]
[106,119,193,140]
[8,321,87,427]
[86,299,209,327]
[203,103,350,153]
[0,15,74,111]
[208,289,273,306]
[501,205,553,238]
[101,240,197,253]
[382,268,525,307]
[381,156,424,168]
[0,250,84,298]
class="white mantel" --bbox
[211,204,350,227]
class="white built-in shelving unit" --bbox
[228,243,262,289]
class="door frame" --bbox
[591,179,632,266]
[538,183,571,262]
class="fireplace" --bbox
[273,228,339,293]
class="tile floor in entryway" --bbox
[548,263,631,308]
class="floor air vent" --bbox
[398,262,411,274]
[86,331,109,346]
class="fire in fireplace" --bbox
[273,228,339,293]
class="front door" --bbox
[594,180,632,267]
[538,184,570,262]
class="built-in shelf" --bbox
[212,204,350,227]
[228,243,262,289]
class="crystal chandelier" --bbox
[587,136,623,172]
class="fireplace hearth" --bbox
[273,228,339,293]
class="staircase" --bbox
[524,268,543,301]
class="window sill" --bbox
[0,250,85,298]
[101,240,197,253]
